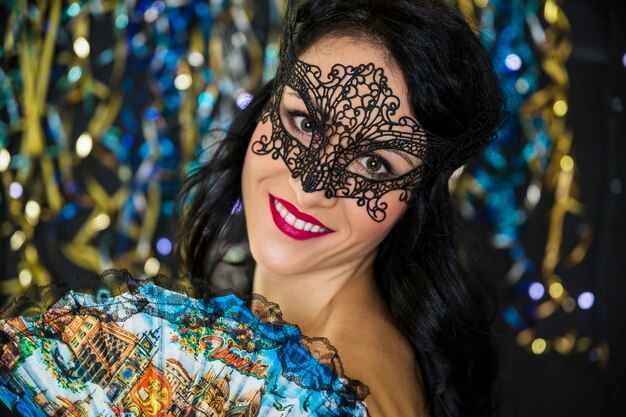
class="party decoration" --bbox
[0,0,281,290]
[452,0,606,365]
[0,0,607,367]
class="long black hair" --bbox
[177,1,505,416]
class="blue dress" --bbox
[0,270,369,417]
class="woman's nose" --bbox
[288,172,337,209]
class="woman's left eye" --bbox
[351,154,395,180]
[359,155,388,174]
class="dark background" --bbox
[493,0,626,415]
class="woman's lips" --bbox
[269,194,334,240]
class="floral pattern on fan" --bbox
[0,277,368,417]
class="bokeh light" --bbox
[25,200,41,225]
[528,282,545,300]
[18,269,32,287]
[526,183,542,206]
[144,257,161,276]
[9,182,23,199]
[73,37,90,58]
[553,99,568,116]
[68,66,83,83]
[76,133,93,158]
[0,149,10,171]
[562,297,576,313]
[156,238,172,256]
[115,14,129,29]
[560,155,574,172]
[549,282,564,299]
[174,73,192,90]
[10,231,26,251]
[66,3,80,17]
[505,53,522,71]
[235,92,253,109]
[515,78,530,94]
[578,291,595,310]
[92,214,111,232]
[531,338,547,354]
[188,51,205,67]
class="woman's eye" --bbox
[359,155,387,174]
[349,154,395,180]
[294,115,312,134]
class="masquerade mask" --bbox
[250,0,504,222]
[252,58,430,222]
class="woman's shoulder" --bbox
[327,306,428,417]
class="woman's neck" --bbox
[251,251,380,337]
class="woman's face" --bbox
[241,35,422,276]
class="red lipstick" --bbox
[269,194,334,240]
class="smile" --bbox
[269,194,334,240]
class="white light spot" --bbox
[144,257,161,276]
[235,92,253,109]
[73,37,90,58]
[76,133,93,158]
[25,200,41,225]
[578,291,595,310]
[19,269,33,287]
[528,282,545,300]
[0,148,10,171]
[187,51,205,67]
[174,73,192,90]
[9,182,23,199]
[505,53,522,71]
[92,213,111,231]
[10,231,26,251]
[526,183,541,206]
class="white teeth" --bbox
[285,213,296,225]
[273,198,328,233]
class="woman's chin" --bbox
[249,241,317,278]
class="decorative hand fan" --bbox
[0,270,368,417]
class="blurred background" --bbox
[0,0,624,416]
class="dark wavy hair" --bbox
[177,1,505,416]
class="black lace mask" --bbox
[251,58,430,222]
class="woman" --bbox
[0,0,503,416]
[177,0,505,416]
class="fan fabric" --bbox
[0,272,368,417]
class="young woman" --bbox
[177,0,505,416]
[0,0,503,416]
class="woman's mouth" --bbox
[269,194,334,240]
